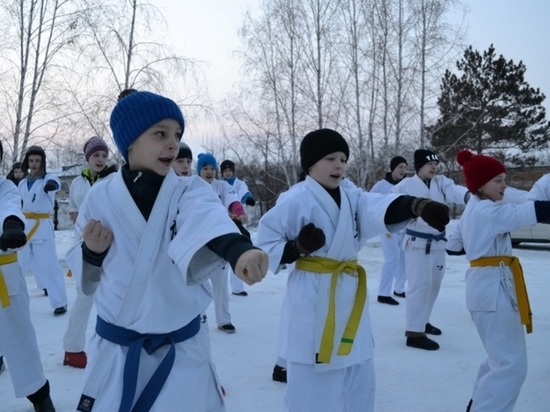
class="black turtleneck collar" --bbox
[324,185,341,208]
[384,172,403,185]
[121,165,165,220]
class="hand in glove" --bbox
[43,180,58,193]
[0,219,27,251]
[411,198,450,233]
[245,197,256,206]
[294,223,326,256]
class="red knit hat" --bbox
[456,150,506,193]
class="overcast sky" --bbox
[150,0,550,144]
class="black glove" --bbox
[412,198,450,232]
[245,197,256,206]
[295,223,325,255]
[43,180,57,193]
[0,219,27,251]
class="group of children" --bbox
[0,87,546,412]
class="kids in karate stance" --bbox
[220,159,256,297]
[0,141,56,411]
[446,150,549,412]
[390,149,469,350]
[18,146,68,315]
[63,136,117,369]
[370,156,408,305]
[197,152,248,333]
[67,89,267,412]
[257,129,449,412]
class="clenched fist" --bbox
[83,219,113,254]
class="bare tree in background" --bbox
[0,0,82,162]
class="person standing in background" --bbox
[391,149,469,350]
[220,159,256,297]
[63,136,117,369]
[370,156,408,305]
[18,146,68,316]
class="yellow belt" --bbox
[470,256,532,333]
[23,212,50,241]
[295,257,367,363]
[0,254,18,308]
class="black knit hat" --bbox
[220,160,235,173]
[300,129,349,173]
[414,149,438,172]
[177,142,192,160]
[390,156,407,172]
[22,145,47,174]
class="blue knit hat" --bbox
[109,90,185,162]
[196,153,217,175]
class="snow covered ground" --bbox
[1,225,549,412]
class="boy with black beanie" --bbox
[18,145,68,316]
[391,148,470,350]
[257,129,449,411]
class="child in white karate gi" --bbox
[391,149,469,350]
[63,136,117,369]
[18,145,68,315]
[197,152,248,333]
[447,150,550,412]
[0,141,56,411]
[220,159,256,297]
[370,155,408,305]
[257,129,450,412]
[68,89,268,412]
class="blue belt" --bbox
[406,229,447,254]
[95,315,200,412]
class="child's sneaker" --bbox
[32,395,56,412]
[63,351,87,369]
[53,306,67,316]
[218,323,236,333]
[272,364,287,383]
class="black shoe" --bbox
[53,306,67,316]
[43,289,48,296]
[377,296,399,305]
[393,291,406,298]
[0,356,5,375]
[200,314,207,323]
[32,396,56,412]
[232,291,248,297]
[272,364,287,383]
[218,323,236,333]
[406,336,439,350]
[425,323,442,335]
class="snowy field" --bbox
[1,224,549,412]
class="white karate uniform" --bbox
[18,174,67,309]
[66,170,239,411]
[446,196,537,412]
[370,178,406,296]
[391,174,468,332]
[257,176,406,412]
[0,178,47,398]
[527,173,550,201]
[207,179,242,326]
[63,174,95,352]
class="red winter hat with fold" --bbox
[456,150,506,193]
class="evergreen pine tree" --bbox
[426,45,550,166]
